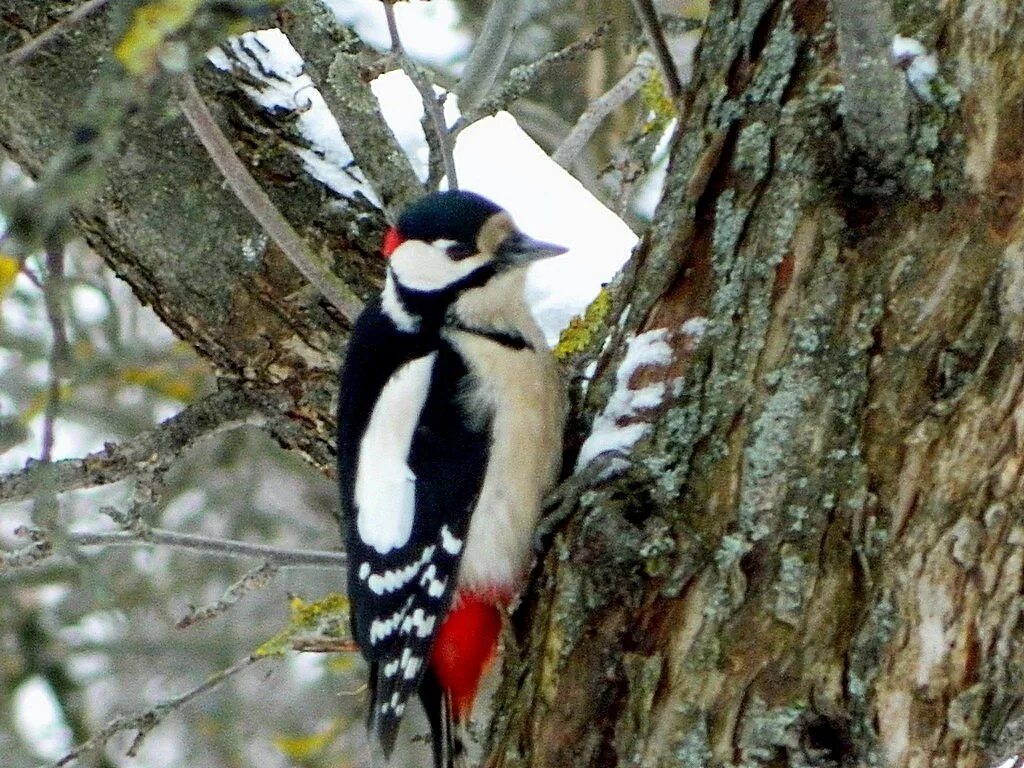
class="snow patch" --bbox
[576,328,673,469]
[892,35,939,102]
[209,30,377,202]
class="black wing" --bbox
[338,321,489,756]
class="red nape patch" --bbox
[382,227,406,258]
[430,592,504,721]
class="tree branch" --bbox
[2,0,112,66]
[455,23,612,131]
[0,389,263,506]
[176,560,279,628]
[628,0,684,103]
[179,72,364,323]
[454,0,526,111]
[552,53,656,169]
[281,0,424,217]
[50,653,270,766]
[380,1,458,189]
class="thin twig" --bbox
[1,524,347,574]
[179,72,364,322]
[0,389,262,506]
[50,653,269,766]
[3,0,112,66]
[553,53,656,169]
[628,0,684,103]
[381,1,458,189]
[71,525,347,569]
[455,22,612,132]
[290,635,359,653]
[177,561,280,628]
[454,0,526,111]
[40,245,68,466]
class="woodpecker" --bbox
[336,190,567,767]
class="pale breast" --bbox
[450,332,566,590]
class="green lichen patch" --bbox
[554,288,613,361]
[255,593,350,657]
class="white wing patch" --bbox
[355,353,437,554]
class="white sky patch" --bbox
[891,35,939,102]
[12,677,73,760]
[324,0,469,67]
[576,328,673,470]
[371,70,460,182]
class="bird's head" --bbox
[382,190,566,294]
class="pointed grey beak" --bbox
[495,232,569,265]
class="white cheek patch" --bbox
[389,240,490,291]
[356,354,437,554]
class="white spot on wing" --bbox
[356,354,437,554]
[440,525,463,555]
[400,608,436,638]
[366,546,437,595]
[358,562,370,580]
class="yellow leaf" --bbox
[272,723,338,759]
[0,255,19,299]
[113,0,201,76]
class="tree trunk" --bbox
[486,1,1024,767]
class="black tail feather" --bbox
[419,668,460,768]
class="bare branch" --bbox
[552,53,656,170]
[177,561,279,628]
[50,653,270,766]
[0,389,263,506]
[381,1,458,189]
[456,23,612,131]
[454,0,526,111]
[290,635,359,653]
[2,0,112,66]
[71,524,347,570]
[179,72,364,323]
[628,0,684,103]
[1,522,346,574]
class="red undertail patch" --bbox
[430,591,506,721]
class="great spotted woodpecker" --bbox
[336,190,567,767]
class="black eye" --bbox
[445,242,476,260]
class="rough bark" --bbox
[0,2,390,472]
[488,1,1024,767]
